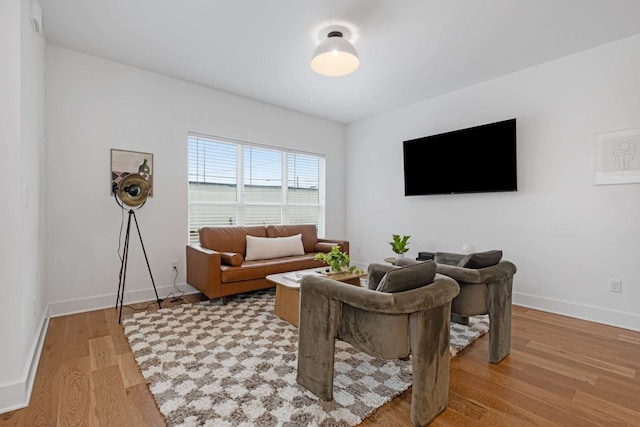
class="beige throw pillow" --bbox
[245,234,305,261]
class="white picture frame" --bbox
[594,127,640,185]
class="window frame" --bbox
[188,132,326,243]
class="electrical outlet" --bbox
[609,279,622,293]
[171,260,178,271]
[356,246,361,254]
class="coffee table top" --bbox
[267,268,366,289]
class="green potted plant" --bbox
[315,245,363,274]
[389,234,410,259]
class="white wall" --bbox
[20,0,47,392]
[0,0,24,397]
[46,46,346,315]
[0,0,47,413]
[346,34,640,331]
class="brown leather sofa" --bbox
[186,224,349,300]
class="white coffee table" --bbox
[266,268,365,327]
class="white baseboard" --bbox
[48,282,199,318]
[513,292,640,332]
[0,306,50,414]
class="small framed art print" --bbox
[594,127,640,185]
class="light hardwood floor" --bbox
[2,295,639,426]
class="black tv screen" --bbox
[403,118,517,196]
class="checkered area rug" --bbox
[123,290,488,426]
[450,315,490,356]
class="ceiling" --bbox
[39,0,640,124]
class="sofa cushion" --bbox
[245,234,305,261]
[220,253,324,283]
[458,250,503,269]
[376,260,437,293]
[199,226,267,254]
[266,224,318,253]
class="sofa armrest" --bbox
[316,238,349,254]
[219,251,244,266]
[186,244,222,299]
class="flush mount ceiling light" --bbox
[311,30,359,77]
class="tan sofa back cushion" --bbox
[266,224,318,253]
[199,226,267,254]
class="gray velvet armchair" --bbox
[296,261,459,427]
[432,251,517,363]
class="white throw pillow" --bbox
[245,234,305,261]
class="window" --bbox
[188,133,325,243]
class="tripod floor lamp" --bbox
[113,173,162,323]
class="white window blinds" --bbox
[188,134,325,243]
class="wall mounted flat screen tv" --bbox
[403,118,517,196]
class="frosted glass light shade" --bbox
[311,31,359,77]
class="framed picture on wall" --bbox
[594,127,640,185]
[111,149,154,196]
